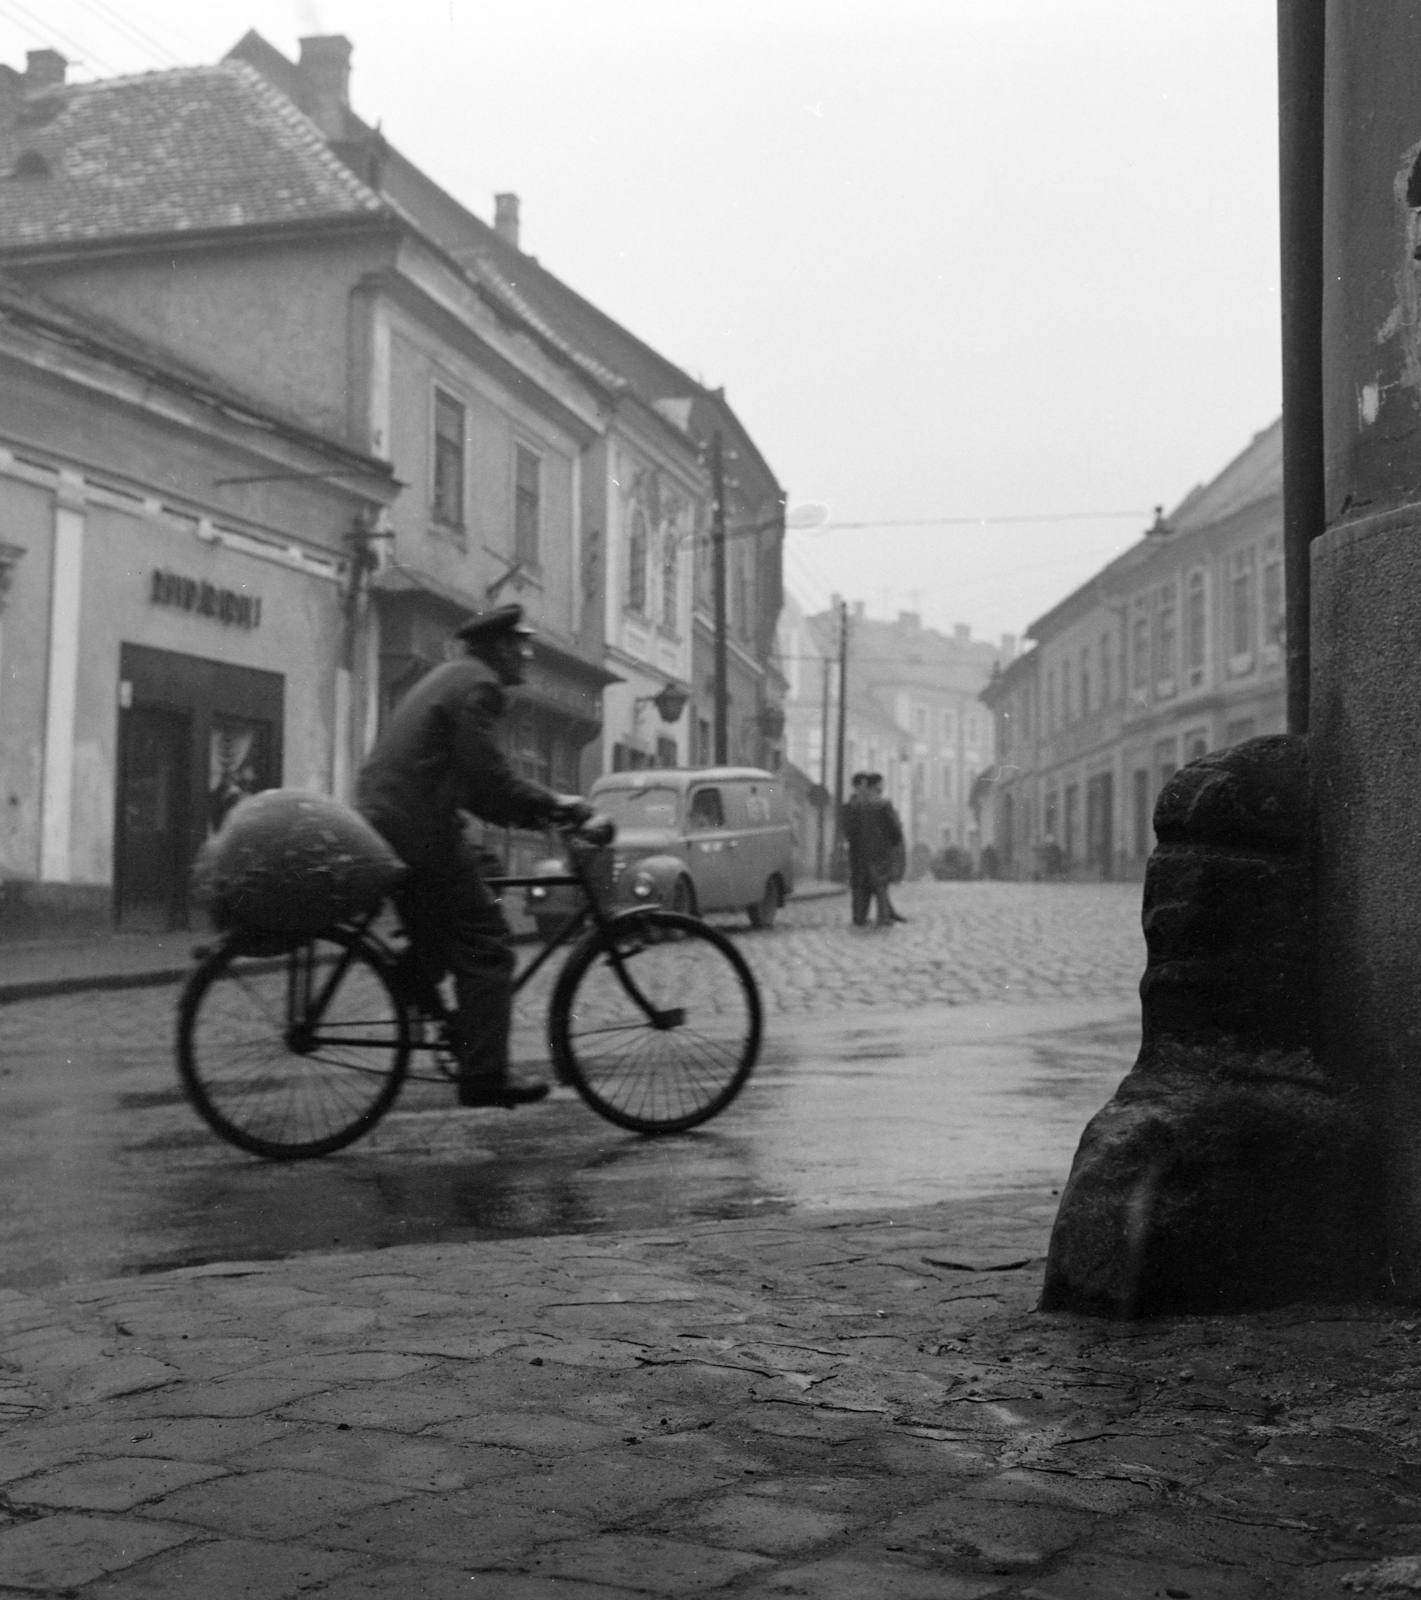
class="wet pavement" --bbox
[1,881,1415,1596]
[0,882,1142,1288]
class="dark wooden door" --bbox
[116,706,190,930]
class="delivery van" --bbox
[525,767,795,934]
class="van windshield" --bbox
[594,786,682,829]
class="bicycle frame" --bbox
[286,832,682,1051]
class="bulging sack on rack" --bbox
[192,788,407,937]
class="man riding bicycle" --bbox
[356,604,593,1108]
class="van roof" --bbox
[590,766,776,792]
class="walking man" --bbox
[356,604,592,1108]
[866,772,908,925]
[842,771,906,927]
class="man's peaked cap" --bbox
[455,604,535,646]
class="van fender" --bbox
[618,852,689,908]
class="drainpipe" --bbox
[1277,0,1327,732]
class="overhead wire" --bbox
[819,509,1152,530]
[0,0,123,75]
[66,0,185,68]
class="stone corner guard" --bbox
[1040,734,1382,1318]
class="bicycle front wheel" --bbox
[177,932,410,1159]
[549,910,762,1133]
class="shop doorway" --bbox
[115,644,284,929]
[115,707,191,931]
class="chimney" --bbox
[852,600,865,620]
[494,193,521,249]
[25,49,66,88]
[297,35,352,140]
[953,623,971,644]
[897,611,920,629]
[1000,633,1018,662]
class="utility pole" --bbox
[816,651,832,878]
[831,599,849,873]
[710,432,729,764]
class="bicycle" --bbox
[176,823,763,1160]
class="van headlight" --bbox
[630,870,657,899]
[528,885,548,901]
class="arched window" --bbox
[627,509,648,614]
[661,532,678,632]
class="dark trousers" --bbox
[394,835,515,1085]
[849,857,895,926]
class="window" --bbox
[1062,658,1073,723]
[941,760,954,801]
[1184,728,1209,764]
[1263,541,1284,653]
[514,445,540,566]
[1186,570,1206,687]
[688,788,724,829]
[1099,632,1111,707]
[661,534,679,633]
[1131,612,1150,702]
[1132,769,1150,858]
[914,705,927,738]
[432,390,465,528]
[1154,736,1178,799]
[1046,670,1057,730]
[1231,548,1256,668]
[1155,582,1178,697]
[1080,646,1091,717]
[656,735,678,768]
[1226,717,1256,747]
[966,712,982,748]
[941,709,957,742]
[627,508,648,613]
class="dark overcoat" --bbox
[356,656,558,867]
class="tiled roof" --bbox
[466,253,628,395]
[0,61,385,249]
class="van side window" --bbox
[688,788,724,830]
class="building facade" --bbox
[779,598,1008,874]
[0,33,785,845]
[981,420,1286,880]
[0,274,395,932]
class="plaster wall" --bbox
[27,234,393,447]
[0,476,54,881]
[385,319,581,651]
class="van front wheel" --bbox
[747,877,781,930]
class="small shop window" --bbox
[432,390,465,529]
[514,444,541,567]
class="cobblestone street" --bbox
[0,882,1146,1288]
[0,880,1146,1062]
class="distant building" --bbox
[779,598,1009,874]
[980,420,1285,880]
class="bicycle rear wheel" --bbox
[177,931,410,1159]
[549,910,761,1133]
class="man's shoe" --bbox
[457,1079,550,1109]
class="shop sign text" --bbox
[150,569,262,629]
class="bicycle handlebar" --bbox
[555,814,617,849]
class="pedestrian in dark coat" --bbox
[841,772,906,927]
[357,604,590,1107]
[866,773,908,925]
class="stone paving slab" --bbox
[0,1188,1414,1594]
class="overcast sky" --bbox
[2,2,1281,646]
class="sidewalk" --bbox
[0,1184,1412,1597]
[0,880,848,1006]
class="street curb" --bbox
[0,965,194,1005]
